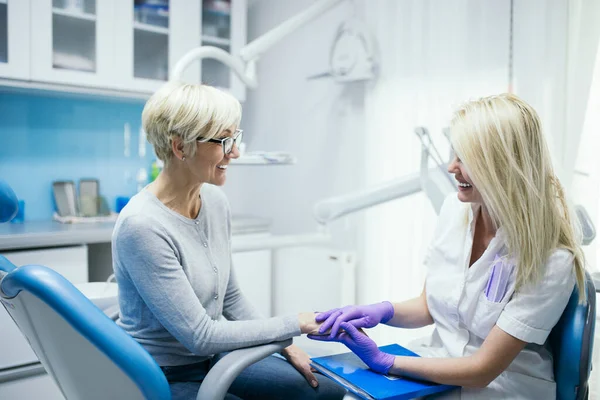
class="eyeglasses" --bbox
[197,129,243,155]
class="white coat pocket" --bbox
[470,294,510,339]
[484,256,515,303]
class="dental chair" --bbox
[550,271,596,400]
[0,180,291,400]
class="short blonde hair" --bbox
[142,81,242,162]
[450,93,586,300]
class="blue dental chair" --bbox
[0,180,291,400]
[550,271,596,400]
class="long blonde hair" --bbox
[450,94,586,300]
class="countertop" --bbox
[0,215,271,251]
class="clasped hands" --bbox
[300,302,396,374]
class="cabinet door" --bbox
[113,0,197,93]
[30,0,115,88]
[199,0,246,101]
[1,245,89,283]
[0,0,30,80]
[232,233,272,317]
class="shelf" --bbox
[202,35,231,47]
[52,7,97,22]
[133,21,169,35]
[203,8,231,18]
[0,78,151,102]
[230,152,297,165]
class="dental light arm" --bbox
[313,173,422,224]
[313,128,457,225]
[171,0,346,87]
[172,46,255,87]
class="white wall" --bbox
[223,0,367,251]
[225,0,570,240]
[226,0,574,312]
[512,0,570,182]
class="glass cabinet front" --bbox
[201,0,231,88]
[51,0,97,73]
[133,0,169,82]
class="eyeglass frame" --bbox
[196,129,243,155]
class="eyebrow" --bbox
[215,129,233,138]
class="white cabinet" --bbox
[0,0,30,80]
[0,0,247,99]
[30,0,116,88]
[1,245,89,283]
[232,232,272,317]
[272,247,357,357]
[113,0,246,98]
[113,0,196,93]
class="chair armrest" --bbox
[196,339,293,400]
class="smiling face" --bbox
[447,153,484,205]
[190,127,240,186]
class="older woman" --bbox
[311,94,586,399]
[113,81,345,400]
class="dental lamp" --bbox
[171,1,593,251]
[172,0,348,86]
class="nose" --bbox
[447,157,460,174]
[226,143,241,159]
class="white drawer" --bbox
[1,245,89,283]
[0,245,89,370]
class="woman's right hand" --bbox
[308,322,395,374]
[316,302,395,339]
[298,312,321,334]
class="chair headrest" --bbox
[0,180,18,223]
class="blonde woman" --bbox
[113,81,345,400]
[310,94,586,399]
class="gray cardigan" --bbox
[113,184,300,366]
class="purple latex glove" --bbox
[316,301,394,339]
[309,322,395,374]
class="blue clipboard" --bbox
[311,344,458,400]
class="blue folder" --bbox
[311,344,458,400]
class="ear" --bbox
[171,136,185,161]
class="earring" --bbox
[182,154,186,161]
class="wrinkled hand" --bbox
[308,322,395,374]
[282,344,319,388]
[316,302,394,339]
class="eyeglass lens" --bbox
[225,131,243,154]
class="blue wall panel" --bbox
[0,92,153,221]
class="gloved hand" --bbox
[316,301,394,339]
[308,322,395,374]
